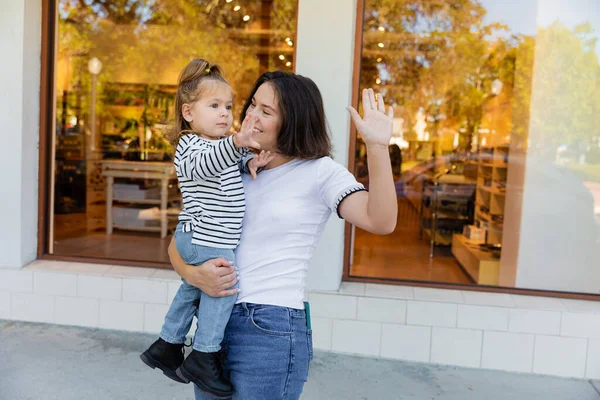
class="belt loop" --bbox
[241,302,249,316]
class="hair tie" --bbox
[205,67,211,73]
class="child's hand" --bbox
[248,150,276,179]
[233,115,261,149]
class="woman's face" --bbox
[245,82,282,152]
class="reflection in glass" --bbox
[52,0,297,264]
[351,0,600,294]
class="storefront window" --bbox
[351,0,600,294]
[50,0,297,264]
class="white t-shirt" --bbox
[234,156,365,309]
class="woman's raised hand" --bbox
[347,88,393,147]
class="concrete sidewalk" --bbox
[0,320,599,400]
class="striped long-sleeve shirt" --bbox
[174,134,254,249]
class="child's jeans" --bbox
[160,223,238,353]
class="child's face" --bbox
[183,81,233,140]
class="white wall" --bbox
[5,261,600,380]
[0,0,41,268]
[295,0,358,291]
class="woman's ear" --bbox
[182,104,193,122]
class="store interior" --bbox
[52,0,296,264]
[349,0,600,288]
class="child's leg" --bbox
[174,247,237,396]
[160,280,201,344]
[194,279,238,352]
[193,249,238,353]
[159,226,202,344]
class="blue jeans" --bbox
[194,303,313,400]
[159,224,238,352]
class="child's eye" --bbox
[210,104,218,108]
[226,105,233,111]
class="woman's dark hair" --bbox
[240,71,332,159]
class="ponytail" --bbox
[171,59,229,146]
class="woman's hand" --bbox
[347,88,393,147]
[168,237,239,297]
[233,115,261,149]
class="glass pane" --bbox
[351,0,600,293]
[52,0,297,264]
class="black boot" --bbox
[140,338,186,383]
[176,350,233,398]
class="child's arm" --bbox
[238,148,256,175]
[176,135,242,181]
[176,115,260,181]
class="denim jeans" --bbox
[194,303,313,400]
[159,223,238,352]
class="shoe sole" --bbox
[176,365,233,399]
[140,351,186,384]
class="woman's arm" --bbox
[341,88,398,235]
[168,237,239,297]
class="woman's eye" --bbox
[263,110,270,116]
[249,103,256,108]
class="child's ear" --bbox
[182,104,193,122]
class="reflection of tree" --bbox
[58,0,297,131]
[361,0,508,149]
[360,0,600,160]
[526,22,600,158]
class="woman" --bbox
[168,71,397,399]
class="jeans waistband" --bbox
[233,302,306,318]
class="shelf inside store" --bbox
[478,185,507,196]
[451,233,500,285]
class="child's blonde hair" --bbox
[171,59,229,145]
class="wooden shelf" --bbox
[452,233,499,285]
[113,196,179,205]
[113,221,177,233]
[102,161,179,238]
[478,186,506,196]
[475,146,509,246]
[452,146,508,284]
